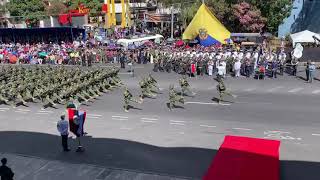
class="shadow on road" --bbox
[0,131,215,178]
[0,131,319,180]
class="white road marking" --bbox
[267,86,284,92]
[265,130,291,134]
[288,87,304,93]
[200,125,216,128]
[88,116,100,119]
[0,107,9,110]
[170,120,185,123]
[14,111,28,113]
[159,88,164,91]
[264,131,301,140]
[120,127,132,130]
[185,102,219,105]
[118,73,132,75]
[0,110,6,112]
[112,118,128,121]
[312,134,320,136]
[170,122,185,126]
[17,109,31,112]
[87,114,103,117]
[38,110,54,113]
[36,112,49,115]
[311,90,320,94]
[179,132,185,134]
[236,101,273,105]
[112,116,128,119]
[232,127,252,131]
[141,117,158,121]
[141,120,157,123]
[244,88,256,92]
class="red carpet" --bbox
[203,136,280,180]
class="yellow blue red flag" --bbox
[183,4,231,46]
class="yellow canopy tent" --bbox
[183,3,231,46]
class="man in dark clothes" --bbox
[0,158,14,180]
[88,50,94,67]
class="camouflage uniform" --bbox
[179,76,195,96]
[123,88,141,112]
[168,85,184,110]
[216,77,235,103]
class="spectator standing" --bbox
[234,60,241,77]
[309,62,316,83]
[245,59,251,77]
[217,63,225,79]
[120,52,126,69]
[208,58,214,76]
[57,114,70,152]
[0,158,14,180]
[306,60,311,82]
[271,60,278,78]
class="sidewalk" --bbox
[0,152,193,180]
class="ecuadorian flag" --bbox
[183,4,231,46]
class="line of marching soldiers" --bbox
[150,46,293,78]
[123,74,237,112]
[0,65,123,108]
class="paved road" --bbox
[0,64,319,180]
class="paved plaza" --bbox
[0,64,320,180]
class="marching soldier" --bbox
[147,74,160,92]
[123,87,141,112]
[216,77,236,103]
[179,76,196,96]
[139,77,156,101]
[168,84,184,111]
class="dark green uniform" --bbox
[216,77,235,103]
[168,85,184,110]
[123,88,141,112]
[179,76,195,96]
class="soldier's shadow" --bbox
[211,97,234,104]
[177,92,195,98]
[42,105,58,109]
[166,103,185,109]
[128,105,142,111]
[16,103,29,108]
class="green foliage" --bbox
[7,0,46,26]
[68,0,103,16]
[46,0,68,16]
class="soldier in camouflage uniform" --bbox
[0,65,123,108]
[179,76,196,96]
[123,87,141,112]
[216,76,236,103]
[139,77,156,102]
[146,74,160,93]
[168,84,184,111]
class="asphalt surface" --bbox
[0,64,320,180]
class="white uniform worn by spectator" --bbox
[234,60,241,77]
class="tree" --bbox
[7,0,46,27]
[67,0,103,16]
[243,0,292,33]
[232,2,266,32]
[45,0,68,16]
